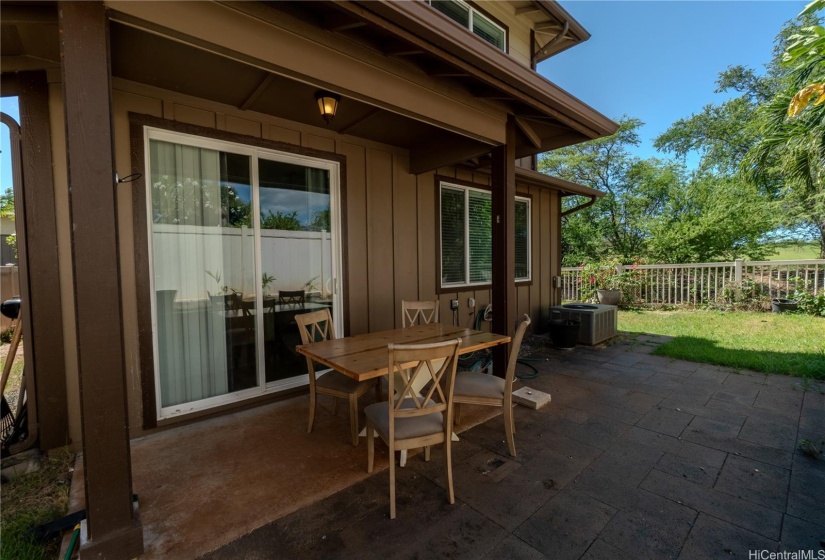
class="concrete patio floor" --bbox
[198,336,825,560]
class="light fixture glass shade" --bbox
[315,91,340,124]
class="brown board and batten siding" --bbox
[45,75,568,435]
[108,79,505,431]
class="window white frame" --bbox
[144,127,345,420]
[439,181,531,289]
[515,195,532,282]
[427,0,507,51]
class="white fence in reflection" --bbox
[152,225,332,302]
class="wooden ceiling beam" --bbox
[534,21,563,32]
[515,116,541,149]
[239,73,275,111]
[336,107,381,135]
[385,48,426,57]
[515,6,542,16]
[428,70,472,78]
[410,138,492,175]
[324,13,369,32]
[0,5,57,24]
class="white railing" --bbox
[561,259,825,305]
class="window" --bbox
[428,0,506,51]
[440,182,530,288]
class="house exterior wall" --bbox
[476,1,534,66]
[46,74,563,438]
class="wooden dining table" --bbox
[297,323,511,466]
[295,323,511,382]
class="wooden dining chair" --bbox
[296,309,378,446]
[401,300,439,327]
[364,338,461,519]
[279,289,305,307]
[453,314,531,457]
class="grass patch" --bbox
[618,309,825,379]
[0,449,74,560]
[763,241,820,261]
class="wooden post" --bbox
[59,2,143,557]
[17,71,69,451]
[490,115,516,378]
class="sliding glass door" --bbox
[258,157,334,384]
[146,129,342,418]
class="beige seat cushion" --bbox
[364,399,444,441]
[454,371,505,400]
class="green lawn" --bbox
[618,310,825,379]
[763,241,820,261]
[0,449,74,560]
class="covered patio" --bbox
[69,336,825,559]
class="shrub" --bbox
[580,257,644,307]
[713,279,770,312]
[793,290,825,317]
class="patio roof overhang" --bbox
[514,166,604,198]
[1,1,617,175]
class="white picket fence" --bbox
[561,259,825,305]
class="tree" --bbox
[260,209,301,230]
[654,67,779,177]
[647,175,775,262]
[742,1,825,257]
[306,209,331,232]
[540,117,679,264]
[0,187,16,256]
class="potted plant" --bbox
[581,257,623,305]
[262,273,276,295]
[205,269,242,310]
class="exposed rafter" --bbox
[534,21,563,32]
[336,107,381,135]
[533,21,569,64]
[514,5,542,16]
[385,47,425,57]
[239,73,275,111]
[324,13,368,32]
[515,117,541,150]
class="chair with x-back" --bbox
[364,338,461,519]
[401,300,439,327]
[278,289,305,308]
[296,309,378,446]
[453,314,531,457]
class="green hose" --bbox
[64,524,80,560]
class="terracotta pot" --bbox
[596,289,621,305]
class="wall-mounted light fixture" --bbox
[315,90,341,124]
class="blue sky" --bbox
[539,0,808,161]
[0,97,19,192]
[0,1,809,185]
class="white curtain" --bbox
[151,140,231,408]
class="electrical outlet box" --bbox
[450,299,459,310]
[468,297,476,308]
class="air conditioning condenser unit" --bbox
[549,303,618,345]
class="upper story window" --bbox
[428,0,507,51]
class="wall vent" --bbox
[549,303,618,345]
